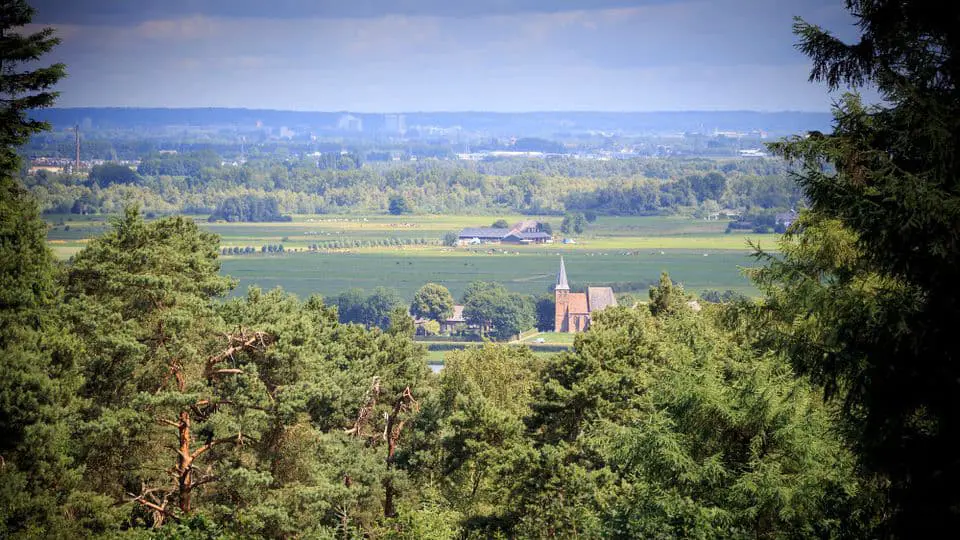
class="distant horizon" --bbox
[43,106,834,114]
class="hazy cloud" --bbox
[35,0,874,111]
[32,0,673,25]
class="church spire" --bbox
[556,257,570,290]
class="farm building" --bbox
[458,220,553,245]
[440,305,466,333]
[554,257,617,333]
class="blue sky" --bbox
[32,0,875,111]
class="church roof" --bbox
[556,257,570,290]
[587,287,617,312]
[567,293,589,314]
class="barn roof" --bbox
[458,228,509,239]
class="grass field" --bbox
[426,348,560,366]
[519,332,578,345]
[219,249,757,300]
[46,213,773,299]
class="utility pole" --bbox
[74,124,81,171]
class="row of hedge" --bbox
[424,342,570,353]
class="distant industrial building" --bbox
[383,114,406,135]
[337,114,363,132]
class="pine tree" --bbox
[509,302,867,538]
[0,0,66,172]
[759,1,960,534]
[0,4,95,535]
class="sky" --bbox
[30,0,876,112]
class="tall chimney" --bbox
[75,124,80,171]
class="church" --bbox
[554,257,617,333]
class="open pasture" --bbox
[220,248,758,300]
[46,213,771,298]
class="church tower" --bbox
[554,257,570,332]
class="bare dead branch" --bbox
[345,376,382,438]
[157,418,180,428]
[210,368,244,375]
[191,434,245,460]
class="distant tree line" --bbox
[207,194,291,222]
[25,155,803,220]
[137,150,221,177]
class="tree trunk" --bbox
[382,387,417,519]
[177,410,193,514]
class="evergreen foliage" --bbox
[756,0,960,533]
[0,0,65,172]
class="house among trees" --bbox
[554,257,617,332]
[458,220,553,245]
[439,305,466,333]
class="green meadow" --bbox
[46,213,773,300]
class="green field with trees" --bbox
[46,213,763,302]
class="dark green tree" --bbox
[560,212,586,235]
[535,295,556,332]
[335,288,366,323]
[364,287,405,330]
[508,303,870,538]
[388,194,412,215]
[87,163,140,187]
[756,1,960,534]
[410,282,455,322]
[648,271,687,317]
[491,219,509,229]
[441,231,459,247]
[388,305,415,337]
[462,281,535,340]
[0,7,100,536]
[0,167,96,539]
[688,172,726,202]
[0,0,65,172]
[462,282,504,338]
